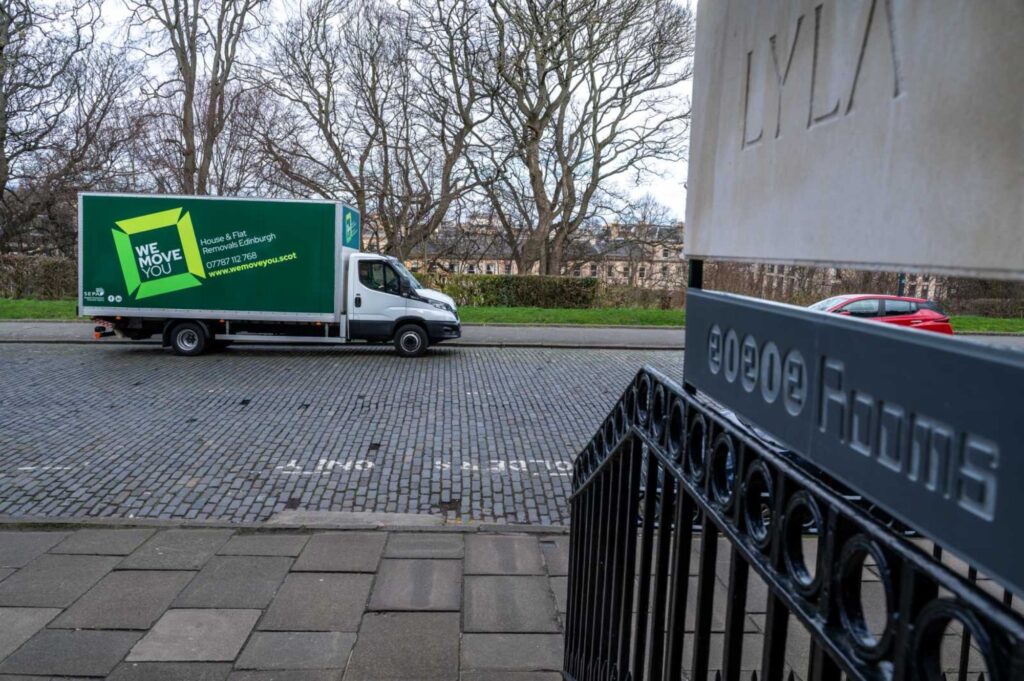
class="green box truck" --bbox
[79,193,460,356]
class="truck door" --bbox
[348,258,407,341]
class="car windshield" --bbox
[808,295,854,311]
[390,259,423,290]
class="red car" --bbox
[809,294,954,334]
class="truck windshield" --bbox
[391,260,423,290]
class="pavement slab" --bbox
[0,531,68,568]
[173,556,292,609]
[460,674,561,681]
[259,573,373,632]
[0,554,119,607]
[118,529,234,570]
[368,559,462,611]
[128,609,261,662]
[236,632,356,670]
[344,612,459,680]
[0,607,61,660]
[106,662,233,681]
[384,533,464,559]
[465,535,545,575]
[464,576,560,633]
[539,538,569,576]
[0,628,142,676]
[292,533,386,572]
[549,577,567,614]
[51,570,195,630]
[218,534,311,557]
[50,528,156,555]
[460,634,563,672]
[228,672,343,681]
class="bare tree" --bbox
[470,0,694,274]
[257,0,492,258]
[0,0,142,254]
[126,0,265,195]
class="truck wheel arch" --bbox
[162,319,212,348]
[391,317,429,337]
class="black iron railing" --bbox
[563,366,1024,681]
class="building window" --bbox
[572,267,581,277]
[607,266,615,277]
[589,264,597,277]
[447,262,455,272]
[660,265,668,276]
[485,263,494,274]
[662,248,669,258]
[638,266,646,279]
[467,264,476,274]
[504,263,512,275]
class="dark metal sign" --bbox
[685,289,1024,595]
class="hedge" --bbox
[1,256,682,309]
[416,272,601,308]
[0,255,78,300]
[414,272,685,309]
[943,298,1024,318]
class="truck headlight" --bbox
[429,301,455,314]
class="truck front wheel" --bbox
[170,322,208,356]
[394,324,428,358]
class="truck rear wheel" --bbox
[170,322,208,356]
[394,324,428,358]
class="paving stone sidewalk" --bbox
[0,524,569,680]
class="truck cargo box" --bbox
[79,193,360,322]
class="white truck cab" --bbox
[347,254,461,356]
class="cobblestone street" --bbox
[0,344,682,524]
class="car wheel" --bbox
[394,324,428,358]
[170,321,208,356]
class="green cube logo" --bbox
[112,208,206,300]
[342,206,360,249]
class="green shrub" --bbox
[416,272,600,308]
[0,255,77,300]
[597,284,684,310]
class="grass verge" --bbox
[1,298,1020,333]
[950,315,1024,334]
[0,298,78,319]
[459,306,685,326]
